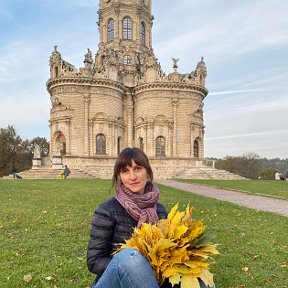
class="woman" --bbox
[87,147,213,288]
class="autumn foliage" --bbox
[118,204,219,288]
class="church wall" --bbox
[63,91,85,156]
[89,85,125,156]
[89,86,124,119]
[133,87,205,159]
[49,87,85,157]
[174,91,204,157]
[134,89,174,157]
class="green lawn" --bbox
[177,179,288,200]
[0,179,287,288]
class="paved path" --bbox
[156,179,288,217]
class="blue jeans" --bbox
[92,248,214,288]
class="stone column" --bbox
[49,123,53,157]
[190,124,194,157]
[136,8,141,42]
[114,5,120,41]
[65,119,71,155]
[84,93,91,156]
[89,120,94,155]
[168,122,173,157]
[125,92,134,147]
[99,16,104,43]
[172,97,179,157]
[109,124,112,155]
[111,123,116,156]
[200,128,204,158]
[149,21,153,48]
[147,121,154,157]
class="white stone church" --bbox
[26,0,242,179]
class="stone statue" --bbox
[84,48,93,65]
[172,57,179,69]
[136,52,142,80]
[55,142,62,156]
[33,144,41,159]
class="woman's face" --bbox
[119,160,148,194]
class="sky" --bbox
[0,0,287,159]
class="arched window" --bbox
[107,19,114,42]
[100,55,106,66]
[54,66,59,78]
[140,22,145,45]
[55,133,66,156]
[193,140,199,157]
[156,136,165,156]
[96,134,106,155]
[139,137,144,150]
[122,17,133,40]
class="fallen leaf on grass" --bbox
[70,277,80,283]
[23,274,32,282]
[45,276,54,281]
[241,267,249,272]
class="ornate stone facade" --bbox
[47,0,208,173]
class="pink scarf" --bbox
[115,182,160,227]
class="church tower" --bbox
[94,0,158,87]
[47,0,209,178]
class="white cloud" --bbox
[155,0,288,66]
[206,129,288,141]
[0,98,50,126]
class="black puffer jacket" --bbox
[87,197,167,275]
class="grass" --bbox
[177,179,288,200]
[0,179,287,288]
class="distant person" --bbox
[12,168,18,179]
[279,172,285,181]
[63,165,70,179]
[12,168,22,179]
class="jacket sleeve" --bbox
[157,202,168,219]
[87,201,115,275]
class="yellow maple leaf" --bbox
[181,274,200,288]
[198,268,214,287]
[184,260,209,269]
[174,224,189,239]
[167,203,179,222]
[162,266,178,278]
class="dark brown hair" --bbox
[112,147,153,188]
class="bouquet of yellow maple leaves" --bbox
[118,204,219,288]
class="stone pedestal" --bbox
[52,156,63,169]
[32,158,41,169]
